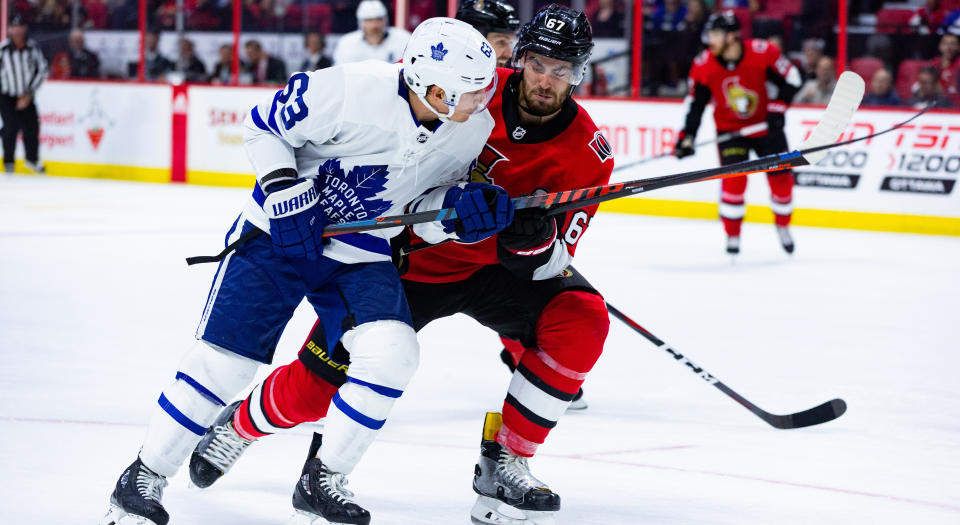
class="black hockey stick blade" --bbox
[773,398,848,429]
[606,301,847,430]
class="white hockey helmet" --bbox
[356,0,387,21]
[402,17,498,121]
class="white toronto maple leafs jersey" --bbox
[241,60,494,264]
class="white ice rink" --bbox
[1,175,958,524]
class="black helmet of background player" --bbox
[456,0,520,67]
[703,11,741,57]
[513,4,594,96]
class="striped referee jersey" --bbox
[0,38,47,97]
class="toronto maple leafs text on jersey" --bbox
[240,60,495,264]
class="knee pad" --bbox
[176,340,260,405]
[341,320,419,392]
[537,291,609,367]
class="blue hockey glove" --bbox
[441,182,515,243]
[262,178,328,260]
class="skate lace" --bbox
[497,451,548,492]
[136,467,168,503]
[202,423,252,472]
[319,471,356,505]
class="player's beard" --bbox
[519,83,565,117]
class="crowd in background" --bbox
[6,0,960,108]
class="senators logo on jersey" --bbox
[588,131,613,162]
[722,76,759,119]
[470,144,509,184]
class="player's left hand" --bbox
[442,183,514,243]
[766,101,787,131]
[498,192,557,253]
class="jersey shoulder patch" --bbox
[588,131,613,163]
[693,50,711,67]
[750,39,770,54]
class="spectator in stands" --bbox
[862,69,902,107]
[300,31,333,72]
[176,38,208,82]
[590,0,625,38]
[649,0,687,31]
[333,0,410,65]
[909,66,953,108]
[796,56,836,104]
[679,0,709,79]
[719,0,761,9]
[243,40,287,84]
[801,38,825,82]
[67,29,100,79]
[911,0,948,34]
[211,44,246,85]
[128,30,174,80]
[34,0,70,30]
[644,0,688,96]
[931,32,960,106]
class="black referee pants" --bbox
[0,95,39,165]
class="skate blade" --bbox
[99,503,160,525]
[287,509,355,525]
[566,399,588,411]
[471,496,544,525]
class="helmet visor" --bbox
[449,72,498,115]
[516,52,586,86]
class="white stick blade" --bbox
[799,71,865,164]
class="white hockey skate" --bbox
[726,235,740,255]
[189,400,252,489]
[471,413,560,525]
[777,226,795,254]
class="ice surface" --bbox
[1,175,958,524]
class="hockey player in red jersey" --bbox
[675,11,802,255]
[188,5,613,524]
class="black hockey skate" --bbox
[100,457,169,525]
[189,400,252,488]
[777,226,795,254]
[726,235,741,255]
[288,435,370,525]
[471,413,560,525]
[500,348,587,412]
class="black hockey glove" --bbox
[498,206,558,253]
[766,111,785,133]
[674,132,695,159]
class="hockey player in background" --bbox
[674,11,802,255]
[456,0,520,67]
[189,5,613,525]
[100,18,507,525]
[333,0,411,65]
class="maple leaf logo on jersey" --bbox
[721,77,759,119]
[431,42,448,61]
[470,144,508,184]
[317,159,393,222]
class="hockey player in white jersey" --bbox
[333,0,411,65]
[101,17,508,525]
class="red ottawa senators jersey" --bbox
[403,67,615,284]
[688,39,795,133]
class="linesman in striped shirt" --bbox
[0,14,48,174]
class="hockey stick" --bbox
[605,302,847,429]
[320,71,871,237]
[398,239,849,430]
[612,122,768,173]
